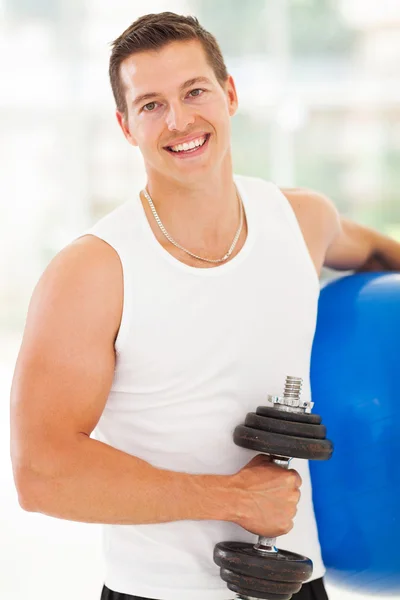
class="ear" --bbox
[115,111,139,147]
[225,75,239,117]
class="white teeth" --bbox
[170,135,207,153]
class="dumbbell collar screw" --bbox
[268,394,314,413]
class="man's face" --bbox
[117,39,238,182]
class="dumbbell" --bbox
[214,376,333,600]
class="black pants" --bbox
[101,578,329,600]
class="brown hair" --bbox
[109,12,229,120]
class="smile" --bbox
[164,134,211,158]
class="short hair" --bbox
[109,12,229,120]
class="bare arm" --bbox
[291,187,400,272]
[282,186,400,273]
[10,235,234,525]
[325,215,400,272]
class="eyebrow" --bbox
[132,76,213,108]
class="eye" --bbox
[189,88,205,97]
[141,89,206,113]
[142,101,158,113]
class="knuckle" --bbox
[287,469,302,488]
[283,473,292,486]
[277,523,287,536]
[286,471,296,486]
[280,519,294,535]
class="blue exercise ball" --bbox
[310,272,400,596]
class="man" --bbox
[10,12,400,600]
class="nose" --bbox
[166,101,195,132]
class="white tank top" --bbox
[78,174,325,600]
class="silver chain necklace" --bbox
[142,186,244,264]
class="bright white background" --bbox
[2,1,400,599]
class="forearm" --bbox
[20,434,236,525]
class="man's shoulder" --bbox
[280,187,339,228]
[280,187,341,256]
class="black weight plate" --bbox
[228,582,293,600]
[234,425,333,460]
[245,413,326,440]
[214,541,313,582]
[220,567,302,596]
[256,406,322,425]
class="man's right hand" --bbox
[229,454,302,538]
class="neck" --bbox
[142,163,240,248]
